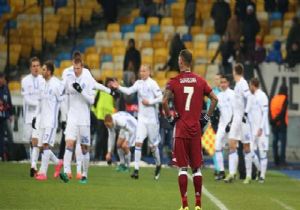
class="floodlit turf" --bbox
[0,163,300,210]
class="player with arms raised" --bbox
[162,49,218,210]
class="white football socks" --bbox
[229,151,238,176]
[244,151,252,178]
[124,151,131,168]
[82,152,90,178]
[39,149,50,175]
[117,148,125,165]
[75,144,82,174]
[134,147,142,170]
[31,146,40,169]
[63,148,73,174]
[215,150,224,172]
[152,146,161,166]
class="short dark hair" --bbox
[30,57,40,66]
[72,51,82,60]
[179,49,193,66]
[220,74,230,82]
[234,63,244,75]
[73,57,83,65]
[250,77,260,88]
[44,60,55,75]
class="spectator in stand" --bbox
[235,0,256,22]
[101,0,119,24]
[242,5,260,61]
[277,0,289,17]
[270,84,288,166]
[0,73,14,161]
[185,0,197,27]
[140,0,156,20]
[211,34,235,75]
[264,0,276,12]
[286,41,300,67]
[124,39,141,78]
[160,34,186,72]
[211,0,231,36]
[253,37,266,65]
[266,40,283,64]
[226,14,242,51]
[286,17,300,57]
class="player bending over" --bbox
[33,61,64,180]
[111,65,163,180]
[214,74,235,180]
[163,49,218,210]
[248,78,269,183]
[104,111,137,172]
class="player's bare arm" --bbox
[162,89,173,117]
[207,91,218,117]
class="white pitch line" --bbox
[271,198,296,210]
[187,174,229,210]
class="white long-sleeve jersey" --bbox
[21,74,45,124]
[248,89,270,136]
[36,76,64,128]
[107,111,137,153]
[233,77,251,117]
[61,66,110,123]
[63,70,95,126]
[118,77,162,124]
[217,88,235,128]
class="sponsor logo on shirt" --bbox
[180,78,196,84]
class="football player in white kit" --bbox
[104,111,138,172]
[60,51,115,181]
[59,58,96,184]
[248,78,269,183]
[214,74,235,180]
[111,65,163,180]
[33,61,64,181]
[21,57,45,177]
[224,64,253,184]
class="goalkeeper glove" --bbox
[72,82,82,93]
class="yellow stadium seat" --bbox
[155,71,166,80]
[86,53,100,69]
[193,41,207,50]
[112,40,126,48]
[135,24,150,33]
[154,48,168,58]
[114,69,123,81]
[271,20,282,27]
[8,81,21,92]
[157,79,167,89]
[85,46,98,54]
[147,17,159,26]
[107,23,120,32]
[152,40,167,49]
[20,44,32,59]
[264,35,277,45]
[191,26,202,36]
[112,47,126,56]
[119,16,133,25]
[161,17,173,26]
[130,9,140,18]
[82,8,93,23]
[193,64,207,77]
[60,60,72,69]
[45,30,58,44]
[184,41,193,50]
[141,48,154,56]
[152,33,164,41]
[173,17,185,26]
[284,12,295,21]
[100,47,112,55]
[142,55,153,65]
[140,40,152,49]
[166,71,179,78]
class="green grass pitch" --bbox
[0,163,300,210]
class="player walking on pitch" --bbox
[224,64,253,184]
[248,78,270,183]
[111,65,163,180]
[162,49,218,210]
[21,57,45,177]
[34,61,64,180]
[59,58,95,184]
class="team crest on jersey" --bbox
[81,136,89,144]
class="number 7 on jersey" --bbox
[184,86,194,111]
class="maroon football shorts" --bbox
[172,134,203,169]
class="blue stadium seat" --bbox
[5,20,17,29]
[0,4,10,13]
[166,0,176,4]
[208,34,221,43]
[54,0,67,10]
[0,0,7,5]
[270,12,282,21]
[182,34,192,42]
[150,25,160,34]
[133,17,145,26]
[121,24,134,34]
[82,38,95,48]
[57,52,72,65]
[101,55,113,63]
